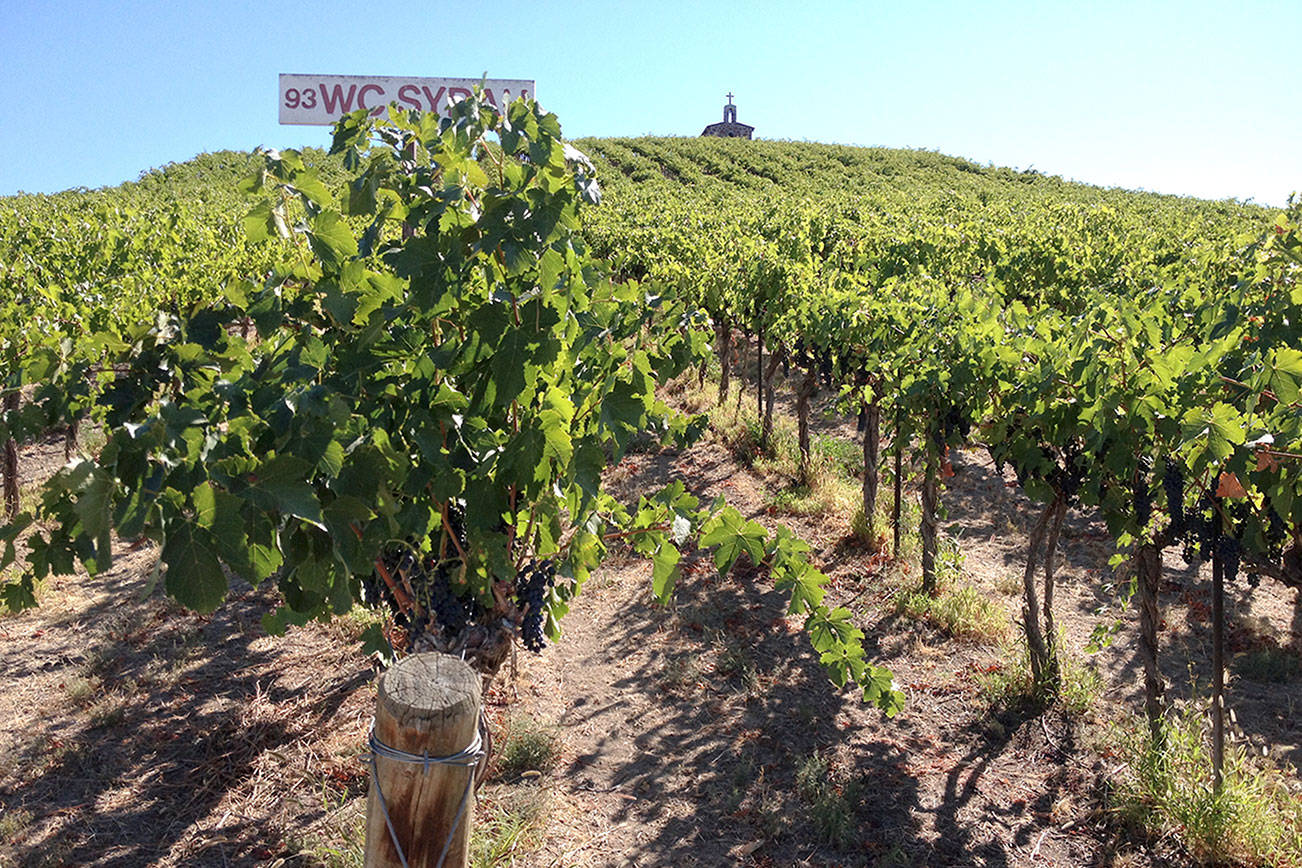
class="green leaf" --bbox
[865,666,905,716]
[290,173,334,210]
[497,427,547,491]
[776,559,827,615]
[490,329,532,406]
[307,210,358,270]
[243,202,275,242]
[700,506,767,574]
[651,542,681,602]
[540,408,573,468]
[818,641,865,688]
[162,521,228,613]
[244,455,325,529]
[571,442,604,506]
[1268,348,1302,405]
[194,481,282,583]
[807,606,863,654]
[72,465,114,573]
[1,576,38,611]
[359,622,395,665]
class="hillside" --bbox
[2,121,1300,867]
[578,136,1252,208]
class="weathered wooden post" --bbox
[365,653,483,868]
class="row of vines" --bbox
[2,98,1299,754]
[0,97,900,715]
[579,134,1302,749]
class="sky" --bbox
[1,0,1297,205]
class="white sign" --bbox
[278,74,534,126]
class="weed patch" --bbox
[895,538,1007,642]
[1107,703,1302,865]
[711,631,762,697]
[492,713,560,781]
[977,636,1101,716]
[471,784,550,867]
[795,751,861,849]
[1232,647,1301,683]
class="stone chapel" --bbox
[701,93,754,139]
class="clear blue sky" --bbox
[2,0,1297,205]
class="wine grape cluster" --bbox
[1167,478,1249,585]
[1215,534,1242,583]
[928,405,972,450]
[1051,443,1086,503]
[516,558,557,653]
[365,545,475,640]
[941,405,972,443]
[1180,492,1219,565]
[1163,461,1186,535]
[1133,460,1153,529]
[817,351,835,390]
[417,562,473,636]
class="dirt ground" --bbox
[2,370,1299,867]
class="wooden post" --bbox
[919,444,939,595]
[893,409,903,560]
[366,653,482,868]
[1211,550,1225,793]
[1136,542,1165,743]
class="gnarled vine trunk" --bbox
[1021,499,1054,687]
[1212,551,1225,792]
[795,367,818,485]
[862,399,881,544]
[735,330,747,413]
[761,350,782,452]
[716,319,732,406]
[893,406,904,559]
[3,391,18,517]
[1042,496,1068,691]
[64,417,80,462]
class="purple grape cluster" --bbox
[1163,461,1185,535]
[516,559,557,652]
[1215,534,1241,582]
[1133,460,1153,529]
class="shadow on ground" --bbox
[0,559,371,867]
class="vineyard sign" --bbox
[278,74,534,125]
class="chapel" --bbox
[701,93,754,139]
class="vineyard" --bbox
[1,96,1300,866]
